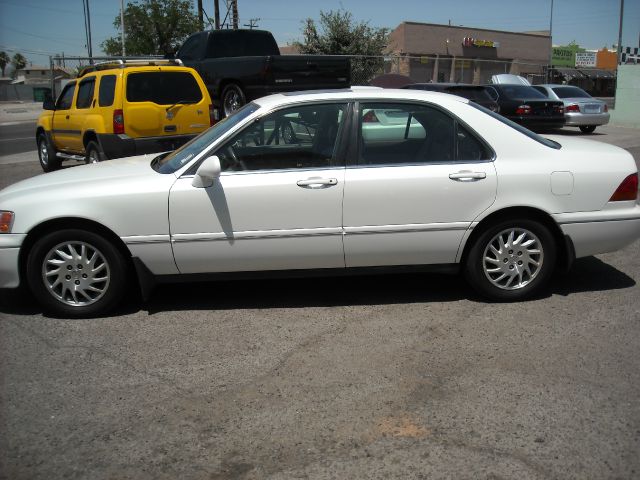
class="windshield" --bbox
[470,103,561,150]
[551,86,591,99]
[153,102,260,173]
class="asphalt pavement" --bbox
[0,122,37,157]
[1,125,639,480]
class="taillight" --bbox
[113,109,124,134]
[604,104,608,112]
[609,173,639,202]
[554,105,564,114]
[565,104,580,112]
[209,104,219,126]
[362,110,379,123]
[515,105,531,115]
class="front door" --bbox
[51,81,80,151]
[343,101,498,267]
[169,102,348,274]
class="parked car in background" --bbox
[532,84,609,134]
[176,29,351,117]
[484,84,565,131]
[403,83,499,112]
[3,88,639,317]
[36,60,214,172]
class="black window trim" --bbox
[349,99,496,169]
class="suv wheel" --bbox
[37,133,61,172]
[85,140,105,164]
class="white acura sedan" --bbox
[1,89,639,317]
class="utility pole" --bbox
[244,18,259,30]
[232,0,239,30]
[120,0,126,56]
[617,0,625,65]
[197,0,204,30]
[83,0,93,64]
[214,0,220,29]
[547,0,554,82]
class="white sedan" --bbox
[1,89,639,317]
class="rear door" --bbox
[343,101,497,267]
[124,69,210,139]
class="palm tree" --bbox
[11,53,27,77]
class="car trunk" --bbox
[565,98,605,114]
[517,98,564,118]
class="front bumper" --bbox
[97,133,197,159]
[0,234,26,288]
[564,112,610,127]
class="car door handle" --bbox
[296,177,338,188]
[449,171,486,182]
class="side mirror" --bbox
[192,155,221,188]
[43,98,55,110]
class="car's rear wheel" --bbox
[464,219,556,301]
[85,140,105,164]
[26,229,128,317]
[579,125,596,134]
[37,133,61,172]
[221,83,246,117]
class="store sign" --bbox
[552,47,577,67]
[575,52,597,67]
[462,37,499,48]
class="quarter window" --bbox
[216,103,346,172]
[75,77,95,109]
[56,82,76,110]
[98,75,116,107]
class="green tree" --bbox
[293,9,389,85]
[101,0,199,56]
[11,53,27,77]
[0,51,10,77]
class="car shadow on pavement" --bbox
[0,256,634,317]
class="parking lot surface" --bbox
[1,125,639,479]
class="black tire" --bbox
[85,140,106,164]
[26,229,128,317]
[464,219,557,301]
[221,83,246,117]
[37,132,61,172]
[579,125,596,134]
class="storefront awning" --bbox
[552,68,588,80]
[578,68,616,79]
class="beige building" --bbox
[387,22,551,84]
[14,65,73,85]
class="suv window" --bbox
[98,75,116,107]
[126,72,202,105]
[75,77,95,109]
[359,103,491,165]
[56,82,76,110]
[216,103,346,172]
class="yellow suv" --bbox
[36,60,215,172]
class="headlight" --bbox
[0,211,14,233]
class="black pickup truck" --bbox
[176,29,351,117]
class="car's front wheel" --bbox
[37,133,61,172]
[464,219,557,301]
[26,229,128,317]
[579,125,596,134]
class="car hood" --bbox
[0,154,165,200]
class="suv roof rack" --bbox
[78,58,184,77]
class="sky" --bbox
[0,0,639,67]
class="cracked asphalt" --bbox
[1,125,640,479]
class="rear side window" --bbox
[126,72,202,105]
[75,77,95,109]
[99,75,116,107]
[206,31,279,57]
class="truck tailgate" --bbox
[267,55,350,89]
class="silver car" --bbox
[533,84,610,134]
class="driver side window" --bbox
[56,82,76,110]
[216,103,346,172]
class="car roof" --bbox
[252,88,470,109]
